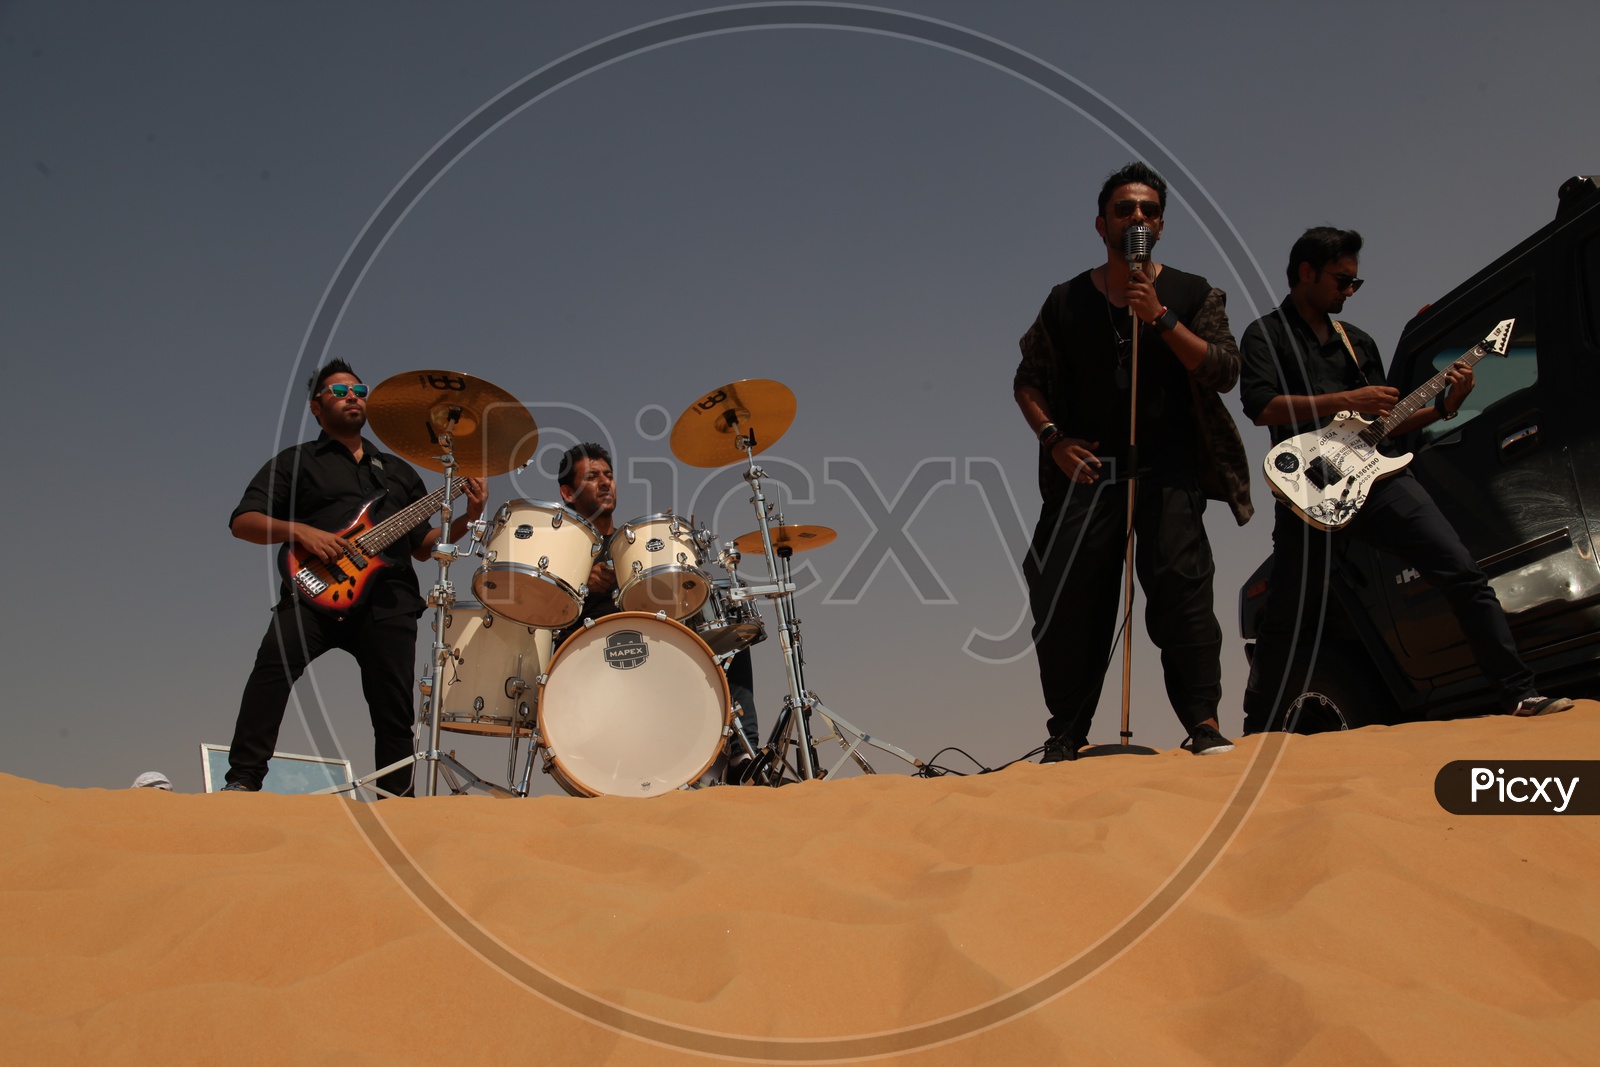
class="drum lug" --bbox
[473,696,485,711]
[677,551,687,564]
[583,617,597,628]
[577,584,589,599]
[551,511,564,529]
[590,543,601,558]
[484,549,497,563]
[623,526,637,545]
[481,613,492,627]
[632,560,643,574]
[655,610,667,620]
[419,675,434,696]
[612,589,621,604]
[537,555,550,571]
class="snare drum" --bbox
[609,512,710,619]
[691,578,766,655]
[436,600,553,737]
[473,500,600,629]
[537,613,730,797]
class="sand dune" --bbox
[3,704,1597,1065]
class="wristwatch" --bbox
[1154,306,1178,332]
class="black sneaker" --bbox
[1181,724,1234,756]
[1510,695,1574,718]
[219,780,259,792]
[1040,736,1079,764]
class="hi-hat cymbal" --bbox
[670,379,796,468]
[365,370,538,478]
[730,524,836,556]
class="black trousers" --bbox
[1243,473,1535,733]
[228,599,419,795]
[1023,480,1223,747]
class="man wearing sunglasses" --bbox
[1238,227,1571,730]
[1013,162,1253,763]
[222,359,487,794]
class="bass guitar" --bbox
[278,480,468,618]
[1264,317,1514,530]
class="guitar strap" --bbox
[1330,321,1372,384]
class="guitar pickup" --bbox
[294,568,328,595]
[1304,456,1343,491]
[344,548,368,571]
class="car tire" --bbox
[1271,645,1396,734]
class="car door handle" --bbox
[1500,424,1539,450]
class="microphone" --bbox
[1123,222,1152,270]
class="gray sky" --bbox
[4,0,1596,792]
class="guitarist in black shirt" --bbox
[1238,228,1569,731]
[222,360,486,794]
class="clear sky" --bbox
[4,0,1596,792]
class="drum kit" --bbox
[342,370,923,799]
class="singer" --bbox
[1012,162,1252,762]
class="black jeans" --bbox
[1243,474,1535,732]
[228,600,419,795]
[1023,480,1223,747]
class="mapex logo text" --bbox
[1434,761,1598,815]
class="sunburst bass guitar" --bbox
[279,480,468,618]
[1263,317,1514,531]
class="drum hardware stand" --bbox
[330,414,517,799]
[731,432,924,783]
[1081,230,1158,758]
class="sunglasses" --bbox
[1328,273,1364,293]
[1111,198,1163,220]
[321,383,369,399]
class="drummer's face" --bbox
[562,457,616,521]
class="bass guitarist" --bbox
[222,360,486,794]
[1238,227,1568,731]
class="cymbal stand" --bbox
[326,414,515,798]
[728,431,924,783]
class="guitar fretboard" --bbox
[1361,337,1495,445]
[354,481,468,554]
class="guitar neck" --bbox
[355,480,468,555]
[1369,338,1493,442]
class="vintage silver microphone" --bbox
[1123,221,1152,270]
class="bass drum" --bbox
[537,613,730,797]
[436,601,552,737]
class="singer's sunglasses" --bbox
[1110,198,1163,220]
[319,383,370,399]
[1326,272,1364,293]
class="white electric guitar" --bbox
[1263,317,1514,531]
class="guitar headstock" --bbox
[1480,317,1515,358]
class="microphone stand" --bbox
[1080,232,1158,759]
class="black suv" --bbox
[1239,175,1600,729]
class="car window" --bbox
[1411,277,1537,445]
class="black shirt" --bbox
[1239,297,1387,445]
[232,431,432,619]
[1014,266,1227,494]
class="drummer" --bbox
[554,442,761,764]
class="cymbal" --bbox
[670,379,796,468]
[365,370,538,478]
[730,524,837,556]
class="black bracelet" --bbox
[1036,421,1058,443]
[1434,393,1457,421]
[1040,426,1065,451]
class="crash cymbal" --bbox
[365,370,538,478]
[670,379,796,468]
[730,524,836,556]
